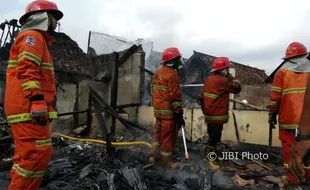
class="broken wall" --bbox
[56,80,109,125]
[190,109,281,147]
[88,46,146,135]
[137,106,281,147]
[234,84,271,109]
[117,50,145,121]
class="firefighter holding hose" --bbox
[201,57,241,170]
[149,47,185,169]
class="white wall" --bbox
[137,106,281,147]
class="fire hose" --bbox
[53,132,152,148]
[54,128,191,159]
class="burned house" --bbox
[181,51,269,108]
[0,22,303,189]
[0,21,147,134]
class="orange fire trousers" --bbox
[8,122,53,190]
[150,119,178,166]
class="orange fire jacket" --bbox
[267,69,309,130]
[5,29,58,124]
[201,74,241,125]
[152,66,183,119]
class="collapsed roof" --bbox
[50,32,90,75]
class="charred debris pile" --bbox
[2,135,308,189]
[0,137,204,190]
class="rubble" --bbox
[1,133,310,189]
[212,171,235,189]
[262,176,284,189]
[231,174,255,187]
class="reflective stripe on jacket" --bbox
[152,66,183,119]
[267,69,309,130]
[201,74,241,124]
[5,30,57,124]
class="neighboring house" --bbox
[182,58,188,64]
[182,50,268,85]
[181,51,269,108]
[264,61,285,84]
[265,52,310,83]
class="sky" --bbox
[1,0,310,75]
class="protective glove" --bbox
[289,141,310,183]
[268,112,277,128]
[30,95,49,126]
[175,111,185,127]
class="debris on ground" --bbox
[262,176,284,189]
[1,135,310,189]
[231,174,255,187]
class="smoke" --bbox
[142,50,162,105]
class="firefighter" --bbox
[289,81,310,185]
[149,47,185,169]
[289,58,310,184]
[4,0,63,189]
[201,57,241,170]
[267,42,310,188]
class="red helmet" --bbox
[19,0,64,26]
[211,57,232,72]
[282,42,308,59]
[162,47,181,63]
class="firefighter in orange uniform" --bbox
[267,42,310,188]
[201,57,241,169]
[4,1,63,189]
[149,47,185,169]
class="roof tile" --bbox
[195,51,268,84]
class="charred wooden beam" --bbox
[89,86,151,134]
[232,112,240,144]
[139,66,154,76]
[93,100,112,156]
[86,31,91,55]
[110,52,119,135]
[118,45,141,65]
[86,91,93,135]
[116,103,141,110]
[57,110,88,117]
[73,84,80,127]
